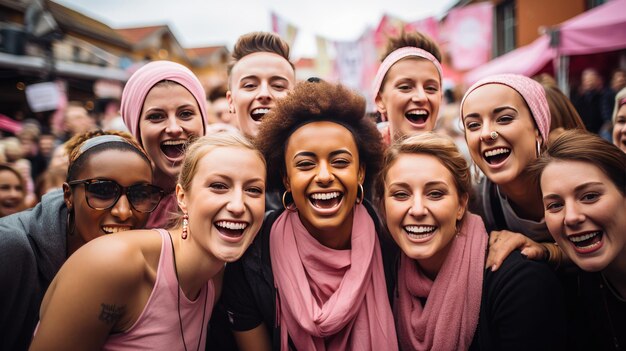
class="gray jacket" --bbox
[0,189,67,351]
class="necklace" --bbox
[168,232,208,351]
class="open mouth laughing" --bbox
[568,231,603,254]
[405,109,429,126]
[160,139,187,159]
[309,191,344,213]
[250,108,270,122]
[215,220,248,242]
[483,147,511,165]
[404,225,436,242]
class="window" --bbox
[493,0,516,57]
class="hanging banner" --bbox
[405,16,440,43]
[443,2,493,71]
[271,12,298,49]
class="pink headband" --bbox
[460,74,550,143]
[372,47,443,102]
[120,60,208,145]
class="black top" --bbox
[565,271,626,351]
[218,202,398,351]
[470,251,567,350]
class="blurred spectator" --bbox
[17,120,48,183]
[38,133,57,161]
[48,142,69,171]
[0,164,26,218]
[612,87,626,153]
[99,99,128,132]
[534,75,586,141]
[571,68,610,134]
[610,68,626,93]
[435,86,471,163]
[34,165,66,203]
[59,101,97,142]
[1,137,36,207]
[208,85,238,129]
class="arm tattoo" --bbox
[99,303,126,325]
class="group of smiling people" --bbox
[1,30,624,351]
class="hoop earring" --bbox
[356,183,365,204]
[66,209,75,236]
[536,140,541,158]
[282,191,297,212]
[181,213,189,239]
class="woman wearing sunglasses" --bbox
[0,130,162,351]
[121,60,209,229]
[30,132,266,350]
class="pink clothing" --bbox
[460,74,551,143]
[270,204,398,351]
[120,60,208,145]
[146,193,178,229]
[394,213,487,351]
[103,228,215,351]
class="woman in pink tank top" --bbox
[30,132,266,350]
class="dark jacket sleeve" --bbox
[0,228,41,351]
[478,251,567,351]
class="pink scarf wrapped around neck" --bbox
[395,213,488,351]
[270,204,398,350]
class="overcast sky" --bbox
[54,0,456,58]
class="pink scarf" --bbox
[270,204,398,350]
[395,213,487,351]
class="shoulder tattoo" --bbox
[99,303,126,325]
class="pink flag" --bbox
[443,2,493,71]
[405,17,440,43]
[271,12,298,48]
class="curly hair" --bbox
[65,130,150,182]
[382,31,442,63]
[255,80,384,193]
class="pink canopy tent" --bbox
[465,0,626,85]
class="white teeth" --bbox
[310,192,341,200]
[252,108,270,114]
[162,140,186,146]
[406,110,427,116]
[215,221,247,230]
[405,225,436,234]
[484,148,510,157]
[569,232,599,243]
[102,226,131,234]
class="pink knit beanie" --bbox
[120,60,208,146]
[460,74,550,143]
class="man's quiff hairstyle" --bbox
[227,31,294,76]
[255,80,384,194]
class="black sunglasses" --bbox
[68,179,164,213]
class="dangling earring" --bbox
[356,183,365,204]
[536,140,541,158]
[181,213,189,239]
[282,191,296,212]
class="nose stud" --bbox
[490,131,499,140]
